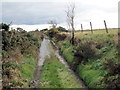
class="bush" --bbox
[104,75,120,88]
[103,58,120,88]
[74,39,97,61]
[65,39,97,71]
[55,33,67,41]
[74,38,81,45]
[47,28,59,38]
[57,26,68,32]
[117,32,120,56]
[0,23,10,31]
[2,27,42,88]
[103,58,120,75]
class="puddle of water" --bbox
[33,37,54,88]
[33,37,87,89]
[38,37,66,67]
[38,38,53,66]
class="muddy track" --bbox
[31,36,88,89]
[31,37,51,88]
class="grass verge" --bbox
[18,57,37,81]
[55,29,119,88]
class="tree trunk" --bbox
[71,31,74,45]
[71,24,75,45]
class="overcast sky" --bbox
[1,0,119,31]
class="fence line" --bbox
[81,24,83,32]
[80,20,109,33]
[104,20,108,33]
[90,22,93,33]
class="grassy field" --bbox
[53,29,119,88]
[40,54,82,88]
[75,29,118,41]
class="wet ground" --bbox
[32,36,87,89]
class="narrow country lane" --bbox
[32,36,53,88]
[33,36,87,89]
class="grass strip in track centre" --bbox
[40,54,82,88]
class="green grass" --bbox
[75,29,118,41]
[77,43,118,88]
[40,54,82,88]
[56,29,119,88]
[77,60,106,88]
[59,40,74,64]
[19,57,37,80]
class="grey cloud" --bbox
[1,1,117,26]
[2,2,66,24]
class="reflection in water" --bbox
[38,38,53,66]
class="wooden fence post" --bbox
[90,22,93,33]
[81,24,83,32]
[104,20,108,33]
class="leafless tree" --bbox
[48,19,57,28]
[65,3,75,45]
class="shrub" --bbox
[104,75,120,88]
[103,58,120,88]
[74,39,97,61]
[57,26,68,32]
[74,38,81,45]
[71,39,97,71]
[117,32,120,56]
[103,58,120,75]
[2,27,42,88]
[47,28,59,38]
[0,23,10,31]
[55,33,67,41]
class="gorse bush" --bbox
[0,23,10,31]
[55,33,67,41]
[57,26,68,32]
[2,24,43,88]
[46,28,67,42]
[2,29,41,56]
[117,32,120,56]
[103,58,120,88]
[74,38,81,45]
[46,28,59,38]
[69,39,97,71]
[103,58,120,75]
[74,39,97,61]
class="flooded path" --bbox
[32,36,87,89]
[32,37,53,88]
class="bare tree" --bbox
[65,3,75,45]
[48,19,57,28]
